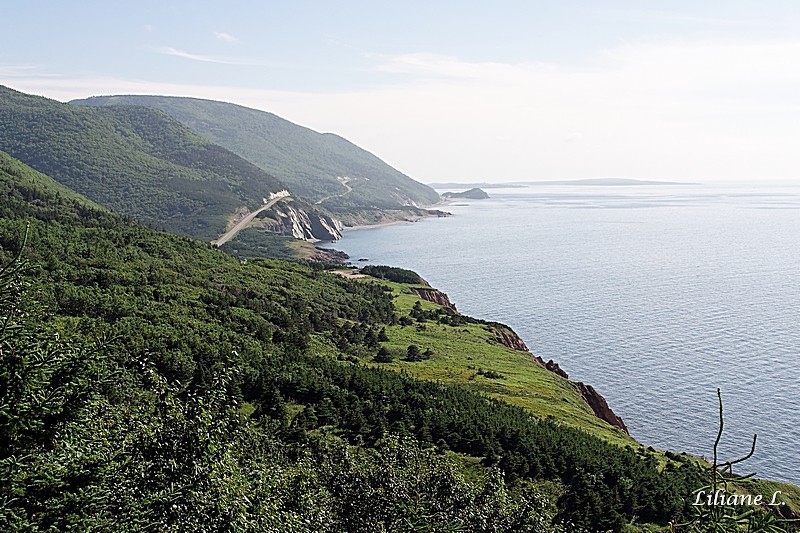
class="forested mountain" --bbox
[0,85,289,240]
[70,94,441,223]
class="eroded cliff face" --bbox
[531,355,627,433]
[532,355,569,379]
[485,323,627,434]
[408,284,630,435]
[489,326,529,352]
[257,204,343,241]
[577,383,629,434]
[411,288,457,311]
[306,247,349,265]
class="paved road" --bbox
[213,194,290,246]
[315,176,352,205]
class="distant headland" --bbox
[431,177,699,189]
[441,187,490,199]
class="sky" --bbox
[4,1,800,184]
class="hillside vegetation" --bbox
[0,85,285,240]
[70,95,441,222]
[0,150,739,531]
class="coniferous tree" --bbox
[374,346,393,363]
[406,344,422,362]
[377,326,389,342]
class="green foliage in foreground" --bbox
[1,151,794,531]
[0,272,562,531]
[675,390,796,532]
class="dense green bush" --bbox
[360,264,428,285]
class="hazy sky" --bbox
[4,1,800,184]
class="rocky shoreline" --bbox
[339,207,451,232]
[328,253,631,435]
[314,196,637,439]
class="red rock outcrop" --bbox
[409,284,629,436]
[578,383,629,434]
[533,355,569,379]
[490,327,530,352]
[307,247,349,265]
[411,288,457,311]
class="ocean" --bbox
[320,182,800,485]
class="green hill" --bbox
[70,94,441,223]
[0,85,288,241]
[0,150,738,531]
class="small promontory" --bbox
[442,187,489,199]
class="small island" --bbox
[441,187,490,199]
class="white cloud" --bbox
[350,40,800,182]
[0,64,46,77]
[153,46,260,66]
[214,31,240,44]
[8,36,800,183]
[373,52,527,80]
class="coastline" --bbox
[343,219,416,232]
[340,202,454,232]
[318,193,800,512]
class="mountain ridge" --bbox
[0,85,285,240]
[0,85,349,244]
[70,94,441,223]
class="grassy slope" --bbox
[370,279,630,443]
[0,85,285,240]
[69,95,441,215]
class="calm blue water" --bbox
[321,183,800,484]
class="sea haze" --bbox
[320,183,800,485]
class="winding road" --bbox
[315,176,353,205]
[213,192,290,246]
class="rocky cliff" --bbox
[489,326,530,352]
[486,326,627,434]
[306,247,350,265]
[531,354,626,433]
[578,383,629,434]
[533,355,569,379]
[256,203,343,241]
[408,283,630,436]
[337,207,450,228]
[411,288,457,311]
